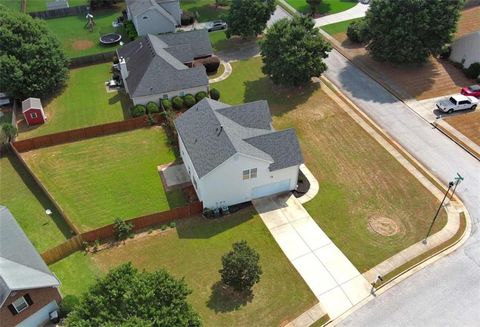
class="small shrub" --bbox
[131,104,146,117]
[439,45,451,59]
[146,113,157,125]
[169,221,176,228]
[196,56,221,73]
[172,96,184,110]
[465,62,480,79]
[210,88,220,100]
[161,98,173,110]
[147,228,153,234]
[146,101,160,114]
[195,91,208,102]
[113,218,133,241]
[59,295,80,318]
[92,239,100,253]
[183,94,196,108]
[123,20,138,40]
[81,241,89,252]
[347,19,369,43]
[161,224,167,231]
[181,11,195,26]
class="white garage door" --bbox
[251,179,291,199]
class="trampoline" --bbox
[100,33,122,45]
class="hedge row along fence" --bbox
[41,202,203,264]
[13,113,163,153]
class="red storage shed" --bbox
[22,98,46,126]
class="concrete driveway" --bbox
[253,193,371,319]
[324,49,480,326]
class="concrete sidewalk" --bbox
[253,194,371,319]
[314,2,369,27]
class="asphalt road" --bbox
[323,50,480,327]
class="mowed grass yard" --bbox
[22,127,186,232]
[0,154,71,252]
[18,63,128,140]
[50,208,316,326]
[0,0,20,10]
[213,57,446,272]
[26,0,87,12]
[45,7,123,58]
[286,0,357,15]
[181,0,228,22]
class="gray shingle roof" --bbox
[21,98,42,113]
[175,99,303,178]
[156,30,213,59]
[117,32,211,97]
[0,206,59,308]
[126,0,177,26]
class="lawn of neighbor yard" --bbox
[0,154,71,252]
[321,18,361,35]
[22,127,186,232]
[181,0,228,22]
[26,0,87,12]
[286,0,357,15]
[50,208,317,326]
[212,57,447,272]
[0,0,21,10]
[17,63,129,140]
[45,7,123,58]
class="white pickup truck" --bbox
[436,94,478,114]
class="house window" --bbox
[250,168,257,178]
[243,170,250,180]
[30,112,37,119]
[11,296,29,314]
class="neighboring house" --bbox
[126,0,181,36]
[450,31,480,70]
[175,98,304,209]
[116,30,212,105]
[22,98,46,126]
[0,206,61,327]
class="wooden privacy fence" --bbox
[69,51,116,69]
[29,5,88,19]
[41,202,203,264]
[13,114,163,153]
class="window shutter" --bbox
[24,294,33,305]
[7,304,17,315]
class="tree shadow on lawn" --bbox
[176,207,256,239]
[6,153,74,239]
[243,77,319,117]
[206,281,253,313]
[182,3,227,22]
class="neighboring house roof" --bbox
[0,206,59,308]
[175,99,304,178]
[21,98,42,113]
[126,0,177,26]
[117,31,212,97]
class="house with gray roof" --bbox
[0,206,61,327]
[116,30,212,105]
[126,0,181,36]
[175,98,304,209]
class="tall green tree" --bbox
[306,0,322,16]
[225,0,276,38]
[66,263,201,327]
[0,5,69,100]
[260,16,332,87]
[219,240,262,293]
[365,0,464,64]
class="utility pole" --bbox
[423,181,454,244]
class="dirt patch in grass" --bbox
[444,110,480,147]
[368,216,400,237]
[72,39,94,50]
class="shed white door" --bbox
[251,179,290,199]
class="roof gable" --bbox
[21,98,42,113]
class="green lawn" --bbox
[181,0,228,22]
[45,7,122,58]
[50,209,317,326]
[0,0,20,10]
[22,127,185,231]
[0,153,71,252]
[286,0,357,15]
[26,0,87,12]
[213,57,447,272]
[322,17,361,35]
[18,63,129,140]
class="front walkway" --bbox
[314,2,370,27]
[253,194,371,319]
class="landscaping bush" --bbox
[131,104,146,117]
[465,62,480,79]
[172,96,184,110]
[146,101,160,114]
[113,218,133,241]
[195,91,208,102]
[181,11,195,26]
[123,20,138,41]
[347,19,369,43]
[183,94,196,108]
[161,98,173,110]
[439,45,452,59]
[210,88,220,100]
[196,56,221,73]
